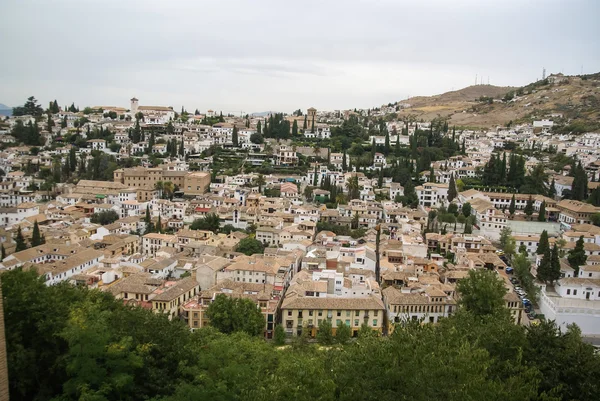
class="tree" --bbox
[12,96,43,117]
[463,222,473,234]
[537,201,546,222]
[567,235,587,275]
[571,162,588,201]
[144,205,154,233]
[448,173,457,201]
[31,220,43,247]
[1,244,5,259]
[429,166,436,183]
[253,174,266,193]
[513,253,534,292]
[499,227,516,258]
[547,177,556,198]
[536,230,550,256]
[15,226,27,252]
[232,125,239,147]
[317,320,334,345]
[508,194,516,216]
[90,210,120,226]
[336,322,352,345]
[347,175,361,200]
[461,202,471,218]
[235,237,264,256]
[456,269,507,316]
[274,324,286,345]
[549,243,561,284]
[524,195,534,220]
[206,294,265,336]
[589,188,600,207]
[190,213,220,233]
[302,115,307,130]
[292,120,298,136]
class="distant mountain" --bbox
[250,111,281,117]
[0,103,11,117]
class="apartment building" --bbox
[150,277,200,320]
[415,183,449,208]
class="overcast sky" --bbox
[1,0,599,114]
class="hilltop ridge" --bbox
[391,73,600,130]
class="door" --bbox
[586,292,591,300]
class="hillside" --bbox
[394,73,600,129]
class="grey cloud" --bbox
[0,0,598,112]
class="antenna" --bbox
[542,67,546,80]
[475,74,477,86]
[487,76,490,85]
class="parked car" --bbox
[506,267,514,274]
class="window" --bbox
[354,319,359,327]
[372,319,378,326]
[355,310,360,316]
[309,310,313,316]
[336,319,342,326]
[288,310,292,316]
[574,290,578,295]
[318,310,323,317]
[567,289,571,295]
[337,311,342,317]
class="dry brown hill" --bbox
[394,74,600,130]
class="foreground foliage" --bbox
[2,268,600,401]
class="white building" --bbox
[415,183,449,208]
[538,272,600,335]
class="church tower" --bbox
[130,97,139,114]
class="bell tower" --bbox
[130,97,139,113]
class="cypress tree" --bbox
[378,168,383,189]
[342,150,347,172]
[15,227,27,252]
[311,116,315,133]
[500,153,507,185]
[549,244,561,284]
[292,120,298,136]
[232,125,239,147]
[571,162,588,201]
[589,188,600,206]
[384,130,390,155]
[537,201,547,222]
[1,244,5,260]
[508,194,516,216]
[548,177,556,198]
[31,220,42,247]
[567,235,587,276]
[524,195,534,220]
[448,173,457,202]
[429,166,436,183]
[536,230,550,256]
[303,115,307,130]
[313,164,318,186]
[257,120,262,134]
